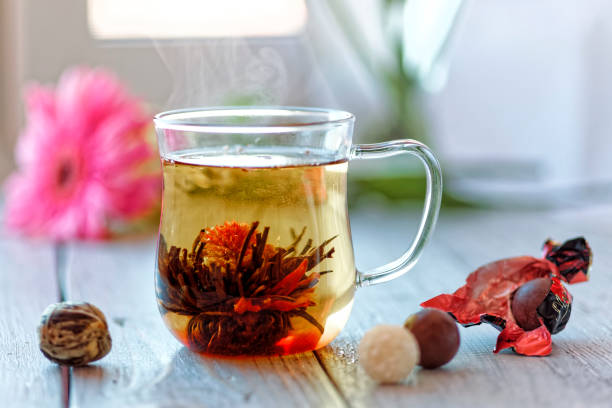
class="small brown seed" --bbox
[404,308,460,369]
[38,302,112,366]
[511,277,552,331]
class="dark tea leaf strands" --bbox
[156,221,336,355]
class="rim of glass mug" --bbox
[154,106,355,134]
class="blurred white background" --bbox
[2,0,612,206]
[426,0,612,205]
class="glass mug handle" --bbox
[350,139,443,287]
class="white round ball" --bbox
[359,324,420,383]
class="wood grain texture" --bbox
[316,206,612,408]
[4,206,612,407]
[65,239,346,408]
[0,237,63,407]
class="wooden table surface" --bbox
[2,205,611,408]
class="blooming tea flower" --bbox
[3,67,160,240]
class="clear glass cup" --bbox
[153,106,442,356]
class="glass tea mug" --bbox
[154,107,442,356]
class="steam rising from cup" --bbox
[155,39,289,110]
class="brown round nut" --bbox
[404,308,460,369]
[38,302,112,366]
[511,277,552,331]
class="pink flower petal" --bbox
[3,66,161,240]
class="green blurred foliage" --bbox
[348,173,475,209]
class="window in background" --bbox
[403,0,464,91]
[87,0,308,39]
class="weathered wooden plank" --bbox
[66,239,346,408]
[0,235,63,407]
[316,207,612,407]
[436,209,612,405]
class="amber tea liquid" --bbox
[156,147,356,356]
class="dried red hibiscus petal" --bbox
[543,237,591,284]
[421,237,591,356]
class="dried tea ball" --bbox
[38,301,112,366]
[358,325,420,383]
[404,308,460,369]
[511,277,572,334]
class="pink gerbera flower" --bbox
[3,67,161,240]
